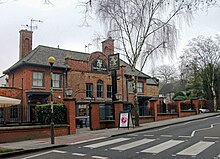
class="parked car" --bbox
[199,108,210,113]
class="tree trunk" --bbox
[133,75,139,126]
[211,85,217,111]
[211,67,217,112]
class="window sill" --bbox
[32,87,46,89]
[96,98,104,100]
[53,88,62,91]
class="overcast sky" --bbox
[0,0,220,79]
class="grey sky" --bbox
[0,0,220,78]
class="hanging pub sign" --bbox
[108,53,120,71]
[118,111,133,129]
[92,58,108,72]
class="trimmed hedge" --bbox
[35,104,67,124]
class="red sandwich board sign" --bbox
[118,111,133,129]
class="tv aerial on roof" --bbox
[22,18,43,31]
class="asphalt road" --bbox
[8,115,220,159]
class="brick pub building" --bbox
[1,29,159,128]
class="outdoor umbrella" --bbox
[0,96,21,107]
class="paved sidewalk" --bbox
[0,113,219,157]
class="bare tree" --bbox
[90,0,218,126]
[179,56,191,81]
[155,64,177,84]
[182,35,220,111]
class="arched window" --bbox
[97,80,104,98]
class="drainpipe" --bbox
[63,65,68,98]
[12,72,14,87]
[21,78,24,124]
[126,77,129,102]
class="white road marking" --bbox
[191,123,220,137]
[21,150,68,159]
[111,139,155,151]
[21,151,53,159]
[160,135,173,138]
[176,141,215,156]
[92,156,108,159]
[72,153,86,156]
[202,118,208,121]
[204,136,219,139]
[141,140,184,154]
[69,137,107,145]
[84,138,130,148]
[51,150,67,153]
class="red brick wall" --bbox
[65,51,137,103]
[6,65,65,119]
[150,99,159,121]
[157,114,178,121]
[0,125,68,143]
[68,71,113,100]
[102,37,114,56]
[146,84,159,97]
[126,78,153,104]
[19,30,32,60]
[90,103,100,130]
[0,87,22,99]
[64,98,76,134]
[180,111,196,117]
[139,116,155,124]
[114,102,124,127]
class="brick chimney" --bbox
[19,29,33,60]
[102,37,114,56]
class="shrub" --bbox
[172,92,187,101]
[35,104,67,124]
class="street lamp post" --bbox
[48,56,56,144]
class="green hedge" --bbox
[35,104,67,124]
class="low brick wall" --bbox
[157,113,179,121]
[100,121,115,129]
[0,125,69,143]
[180,111,196,117]
[139,116,155,124]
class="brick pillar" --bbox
[192,99,199,114]
[63,98,76,134]
[114,102,124,127]
[150,99,158,121]
[176,100,181,117]
[5,107,10,124]
[90,103,100,130]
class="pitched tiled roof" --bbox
[120,60,151,79]
[147,78,159,85]
[3,45,154,81]
[3,45,89,73]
